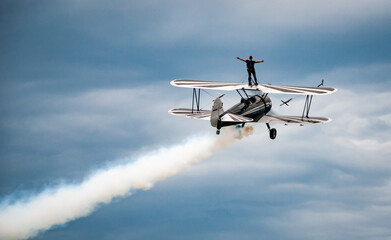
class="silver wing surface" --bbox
[221,113,253,122]
[168,108,211,120]
[259,115,331,124]
[171,79,337,95]
[168,109,253,123]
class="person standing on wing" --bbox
[236,56,264,86]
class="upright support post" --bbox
[307,96,313,117]
[198,88,200,111]
[301,79,323,120]
[236,89,244,99]
[302,95,312,120]
[191,88,201,113]
[301,95,312,120]
[242,88,250,98]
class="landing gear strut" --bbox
[266,123,277,140]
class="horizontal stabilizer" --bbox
[221,113,253,122]
[168,109,254,123]
[171,79,337,95]
[168,108,211,120]
[258,115,331,124]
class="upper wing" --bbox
[171,79,245,91]
[168,108,211,120]
[171,79,337,95]
[258,84,337,95]
[258,115,331,124]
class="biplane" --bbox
[169,79,337,139]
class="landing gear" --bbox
[266,123,277,140]
[216,129,220,135]
[269,128,277,140]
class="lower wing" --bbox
[169,109,330,125]
[258,115,331,124]
[168,108,211,120]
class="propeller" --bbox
[280,98,293,106]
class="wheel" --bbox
[216,129,220,135]
[269,128,277,140]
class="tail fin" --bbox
[210,97,224,127]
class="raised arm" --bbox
[236,57,246,62]
[255,60,264,63]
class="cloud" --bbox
[0,83,199,193]
[0,127,254,240]
[21,0,390,47]
[264,187,391,240]
[153,64,391,239]
[133,0,391,45]
[0,9,390,235]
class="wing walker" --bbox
[169,62,337,140]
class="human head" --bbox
[249,56,253,60]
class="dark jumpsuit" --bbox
[245,60,257,85]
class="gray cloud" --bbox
[1,1,391,239]
[0,127,254,240]
[57,0,391,46]
[1,56,390,238]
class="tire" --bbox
[269,128,277,140]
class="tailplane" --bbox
[210,97,224,127]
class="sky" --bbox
[0,0,391,239]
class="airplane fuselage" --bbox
[220,94,272,128]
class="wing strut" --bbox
[301,80,324,120]
[236,88,253,100]
[242,88,250,98]
[192,88,201,113]
[235,89,244,99]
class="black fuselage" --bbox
[220,94,272,128]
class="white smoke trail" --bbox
[0,126,253,240]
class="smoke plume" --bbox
[0,126,253,240]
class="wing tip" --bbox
[307,117,332,123]
[168,108,176,115]
[168,108,189,116]
[170,79,180,86]
[326,88,338,95]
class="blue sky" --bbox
[1,0,391,239]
